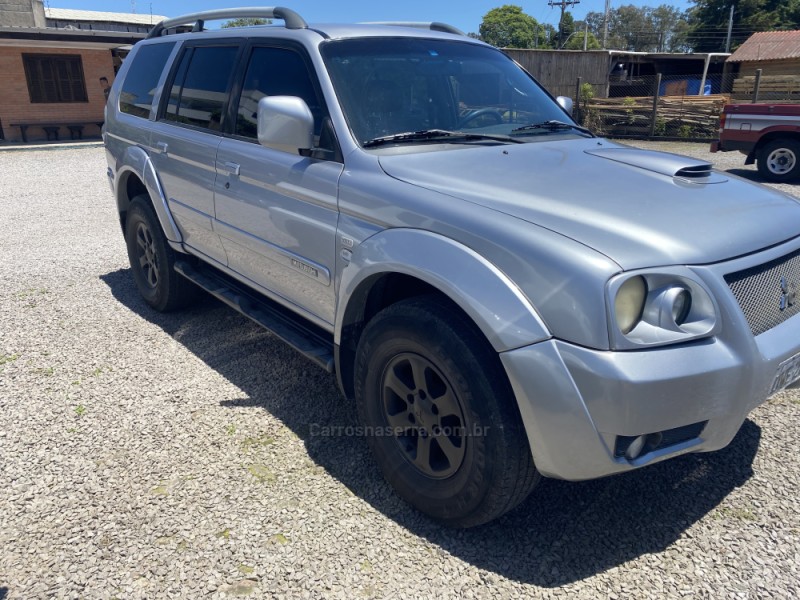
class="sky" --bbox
[44,1,695,35]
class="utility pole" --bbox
[602,0,611,49]
[583,21,589,51]
[548,0,580,49]
[725,5,734,53]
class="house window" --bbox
[23,54,88,103]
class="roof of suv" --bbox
[144,6,475,44]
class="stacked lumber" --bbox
[732,75,800,102]
[581,94,728,137]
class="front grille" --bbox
[725,247,800,336]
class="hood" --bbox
[377,139,800,269]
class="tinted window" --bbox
[119,43,174,118]
[165,49,191,119]
[235,47,322,139]
[164,46,238,130]
[322,38,569,144]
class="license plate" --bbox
[770,352,800,396]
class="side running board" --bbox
[174,261,335,372]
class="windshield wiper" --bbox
[362,129,523,148]
[511,120,594,137]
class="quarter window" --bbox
[23,54,87,103]
[119,42,175,118]
[164,46,238,130]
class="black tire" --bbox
[354,295,540,527]
[756,138,800,182]
[125,195,196,312]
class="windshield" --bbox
[321,38,575,146]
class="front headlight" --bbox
[608,269,720,349]
[614,276,647,334]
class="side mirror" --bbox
[257,96,314,154]
[556,96,574,115]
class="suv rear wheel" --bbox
[354,295,539,527]
[125,195,196,311]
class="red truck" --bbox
[710,103,800,182]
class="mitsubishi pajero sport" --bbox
[105,7,800,527]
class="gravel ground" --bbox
[1,141,799,599]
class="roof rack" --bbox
[361,21,465,36]
[146,6,307,39]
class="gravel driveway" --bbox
[1,141,799,599]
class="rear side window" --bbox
[235,47,322,139]
[164,46,238,131]
[119,42,175,118]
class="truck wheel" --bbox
[125,195,196,312]
[757,138,800,182]
[354,295,539,527]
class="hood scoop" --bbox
[675,163,714,178]
[585,147,722,182]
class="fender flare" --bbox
[116,145,183,243]
[336,228,551,353]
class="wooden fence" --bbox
[579,94,728,138]
[732,75,800,103]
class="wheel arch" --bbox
[334,228,551,400]
[748,129,800,164]
[114,145,183,243]
[116,169,148,230]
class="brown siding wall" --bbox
[503,49,611,98]
[0,45,115,142]
[736,58,800,77]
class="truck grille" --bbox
[725,248,800,336]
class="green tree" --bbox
[222,18,271,28]
[558,11,575,47]
[584,4,690,51]
[613,4,658,50]
[687,1,800,52]
[564,30,601,50]
[479,5,541,48]
[540,24,557,48]
[651,5,691,52]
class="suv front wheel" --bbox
[354,295,540,527]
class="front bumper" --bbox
[501,240,800,481]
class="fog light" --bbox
[624,434,647,460]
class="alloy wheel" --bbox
[135,222,159,289]
[381,352,467,478]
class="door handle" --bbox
[223,161,241,176]
[155,141,168,155]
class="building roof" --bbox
[45,8,167,26]
[728,30,800,62]
[0,25,145,46]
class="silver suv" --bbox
[105,7,800,527]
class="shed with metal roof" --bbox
[726,30,800,102]
[727,30,800,77]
